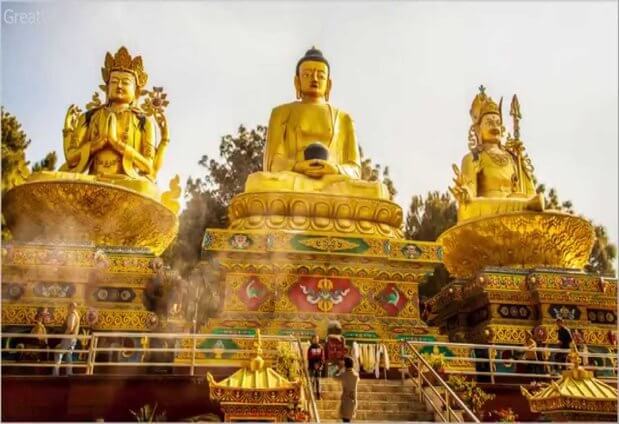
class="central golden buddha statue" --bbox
[245,47,389,200]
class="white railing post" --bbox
[190,335,197,376]
[86,333,97,375]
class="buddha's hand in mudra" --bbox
[294,159,338,178]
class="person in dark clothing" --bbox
[307,335,325,399]
[554,318,573,372]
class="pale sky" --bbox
[2,1,617,245]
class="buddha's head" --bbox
[469,86,504,146]
[101,46,148,106]
[107,70,137,105]
[294,47,332,101]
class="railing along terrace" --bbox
[1,332,321,422]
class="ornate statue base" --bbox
[1,242,161,360]
[427,209,616,377]
[228,191,403,239]
[428,267,616,347]
[3,172,179,256]
[199,225,442,342]
[438,211,595,279]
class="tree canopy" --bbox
[1,108,56,241]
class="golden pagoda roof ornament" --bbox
[521,345,618,421]
[206,330,305,421]
[208,330,298,390]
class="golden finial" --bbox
[249,329,265,371]
[101,46,148,88]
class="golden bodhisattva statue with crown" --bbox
[4,47,180,255]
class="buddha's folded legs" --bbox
[458,194,545,222]
[244,171,391,200]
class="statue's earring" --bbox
[294,76,301,100]
[325,79,332,102]
[467,125,478,150]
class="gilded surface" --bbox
[4,180,178,255]
[228,191,403,238]
[522,354,617,416]
[203,228,442,263]
[438,212,594,278]
[245,47,389,201]
[1,304,157,331]
[449,87,543,222]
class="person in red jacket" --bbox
[307,334,325,399]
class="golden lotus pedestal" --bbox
[201,191,442,349]
[3,177,179,256]
[1,176,178,352]
[428,211,617,363]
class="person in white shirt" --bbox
[53,302,80,376]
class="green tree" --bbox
[163,125,266,275]
[536,184,616,276]
[31,151,58,172]
[405,191,457,241]
[1,108,31,195]
[404,191,457,299]
[1,108,57,241]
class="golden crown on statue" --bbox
[101,46,148,88]
[469,85,502,124]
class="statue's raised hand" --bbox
[63,105,81,135]
[153,110,169,142]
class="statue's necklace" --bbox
[483,146,510,167]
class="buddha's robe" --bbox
[245,101,390,200]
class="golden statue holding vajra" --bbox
[439,85,594,278]
[245,47,390,200]
[450,86,544,222]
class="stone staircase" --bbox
[315,378,434,422]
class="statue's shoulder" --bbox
[269,102,297,123]
[82,106,104,126]
[336,108,353,124]
[461,150,481,168]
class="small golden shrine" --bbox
[207,330,306,422]
[521,347,618,421]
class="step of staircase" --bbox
[315,378,433,422]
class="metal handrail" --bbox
[293,338,320,423]
[401,342,480,422]
[1,330,321,421]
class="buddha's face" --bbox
[478,113,502,144]
[107,70,137,105]
[295,60,331,100]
